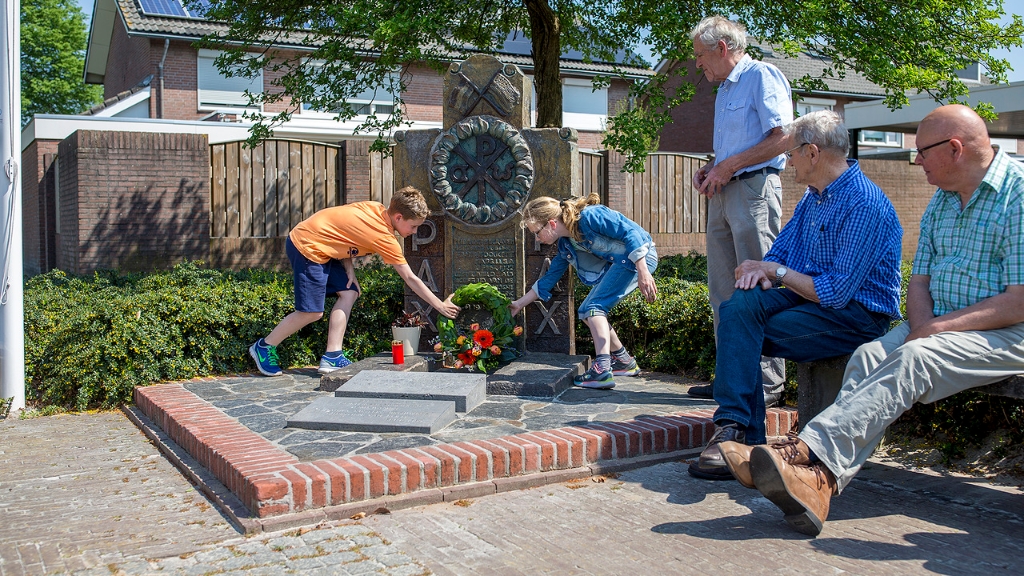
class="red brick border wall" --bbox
[136,382,797,518]
[55,131,210,274]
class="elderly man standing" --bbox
[720,104,1024,536]
[689,110,903,480]
[687,16,791,407]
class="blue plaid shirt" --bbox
[765,160,903,317]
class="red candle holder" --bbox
[391,340,405,364]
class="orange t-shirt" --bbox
[288,202,406,265]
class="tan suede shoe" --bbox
[719,441,755,488]
[768,433,813,467]
[750,445,837,536]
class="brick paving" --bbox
[3,371,1024,575]
[3,408,1024,574]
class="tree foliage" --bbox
[193,0,1023,169]
[21,0,102,125]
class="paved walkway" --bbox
[3,371,1024,575]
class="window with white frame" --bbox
[858,130,903,147]
[526,75,608,131]
[562,78,607,131]
[197,49,263,110]
[301,66,399,118]
[794,96,834,116]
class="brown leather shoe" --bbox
[719,441,755,488]
[750,445,837,536]
[688,424,744,480]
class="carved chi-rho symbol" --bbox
[449,133,515,207]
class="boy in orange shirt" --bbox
[250,186,460,376]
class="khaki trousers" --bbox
[801,321,1024,492]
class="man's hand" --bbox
[905,317,944,342]
[696,163,733,198]
[437,294,460,319]
[734,260,774,291]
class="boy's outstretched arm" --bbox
[393,263,460,319]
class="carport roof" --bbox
[844,81,1024,138]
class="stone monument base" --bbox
[319,352,588,398]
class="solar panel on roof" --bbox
[183,0,211,18]
[137,0,187,17]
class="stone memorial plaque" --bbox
[335,370,486,412]
[286,397,457,434]
[449,226,519,298]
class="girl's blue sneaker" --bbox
[573,365,615,389]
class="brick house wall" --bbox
[400,64,444,123]
[20,140,60,276]
[54,131,210,274]
[102,21,152,101]
[152,40,203,119]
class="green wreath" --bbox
[435,283,522,372]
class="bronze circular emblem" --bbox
[429,115,534,225]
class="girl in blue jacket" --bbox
[511,193,659,388]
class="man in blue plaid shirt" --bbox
[690,110,904,481]
[719,104,1024,536]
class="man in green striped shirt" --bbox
[718,104,1024,536]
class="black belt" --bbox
[730,167,780,182]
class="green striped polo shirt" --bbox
[912,149,1024,316]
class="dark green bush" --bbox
[574,251,715,379]
[25,259,402,410]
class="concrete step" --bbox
[286,396,456,433]
[335,370,486,413]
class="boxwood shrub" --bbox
[25,259,402,410]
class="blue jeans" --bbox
[577,249,659,319]
[713,288,892,444]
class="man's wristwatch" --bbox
[775,266,788,286]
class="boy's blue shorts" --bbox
[286,237,358,313]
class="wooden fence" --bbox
[210,140,343,238]
[579,150,605,201]
[209,140,709,259]
[624,152,708,235]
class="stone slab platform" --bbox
[320,352,588,398]
[287,396,457,434]
[335,370,486,412]
[134,381,798,523]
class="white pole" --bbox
[0,0,25,412]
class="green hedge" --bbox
[573,253,715,378]
[25,260,403,410]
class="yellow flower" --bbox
[472,346,482,357]
[513,325,523,336]
[457,335,467,345]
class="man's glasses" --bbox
[914,138,952,160]
[784,142,808,159]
